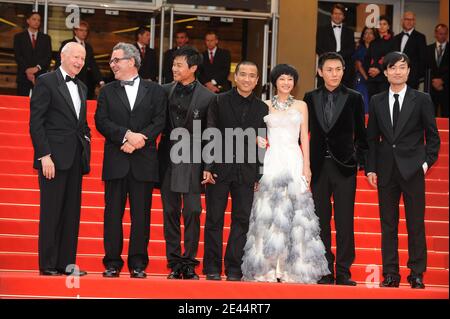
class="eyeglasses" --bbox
[109,57,131,65]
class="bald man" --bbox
[30,42,91,276]
[393,11,427,89]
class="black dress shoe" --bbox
[130,269,147,279]
[336,277,357,286]
[40,269,62,276]
[167,268,183,279]
[103,268,120,278]
[380,275,400,288]
[408,276,425,289]
[183,266,200,280]
[206,273,222,281]
[64,269,88,276]
[317,274,335,285]
[226,276,242,282]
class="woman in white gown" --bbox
[241,64,330,283]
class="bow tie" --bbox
[402,32,410,37]
[175,81,196,95]
[65,75,78,84]
[333,25,342,29]
[120,77,138,87]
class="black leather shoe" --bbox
[103,268,120,278]
[226,276,242,282]
[130,269,147,279]
[318,274,335,285]
[206,273,222,281]
[64,269,88,276]
[183,266,200,280]
[408,276,425,289]
[167,268,183,279]
[380,275,400,288]
[40,269,62,276]
[336,277,357,286]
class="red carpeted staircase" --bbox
[0,95,448,299]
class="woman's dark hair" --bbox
[318,52,345,70]
[173,46,203,68]
[270,64,299,87]
[379,15,394,36]
[359,26,378,47]
[382,51,410,70]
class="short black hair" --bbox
[382,51,410,70]
[318,52,345,70]
[26,11,40,19]
[270,64,299,87]
[173,46,203,68]
[235,61,258,75]
[205,30,218,39]
[135,26,150,40]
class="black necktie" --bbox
[65,75,78,84]
[325,93,334,127]
[393,94,400,131]
[120,77,138,87]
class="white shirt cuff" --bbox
[422,162,428,174]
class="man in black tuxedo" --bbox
[316,3,355,88]
[57,21,104,99]
[202,61,268,281]
[14,11,52,96]
[158,47,215,280]
[366,51,440,289]
[134,26,158,82]
[163,30,190,84]
[393,11,427,89]
[95,43,166,279]
[304,52,367,286]
[199,31,232,93]
[426,24,449,117]
[30,42,91,276]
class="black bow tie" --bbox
[120,77,138,87]
[175,81,196,95]
[65,75,78,84]
[402,32,410,37]
[333,25,342,29]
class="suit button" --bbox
[393,144,396,148]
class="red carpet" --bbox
[0,95,448,299]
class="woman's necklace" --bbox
[272,95,294,111]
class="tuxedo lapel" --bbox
[183,81,201,127]
[378,92,394,140]
[312,90,327,133]
[77,82,87,123]
[327,25,337,49]
[328,88,349,130]
[56,69,78,121]
[113,82,132,112]
[132,78,149,112]
[167,82,177,129]
[394,87,417,140]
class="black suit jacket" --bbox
[199,47,231,91]
[426,42,449,87]
[158,81,216,193]
[204,89,268,184]
[162,47,177,84]
[366,88,440,186]
[29,69,91,174]
[57,39,103,94]
[304,86,368,181]
[94,78,166,182]
[393,30,427,88]
[134,43,158,81]
[14,30,52,84]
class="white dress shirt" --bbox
[400,28,414,53]
[74,36,85,47]
[60,67,81,119]
[332,22,342,52]
[124,75,140,111]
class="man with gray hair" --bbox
[30,41,90,276]
[95,42,166,279]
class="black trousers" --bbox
[311,158,356,279]
[103,171,153,272]
[38,145,82,272]
[378,163,426,280]
[17,80,33,97]
[161,168,201,270]
[431,88,449,118]
[203,180,254,277]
